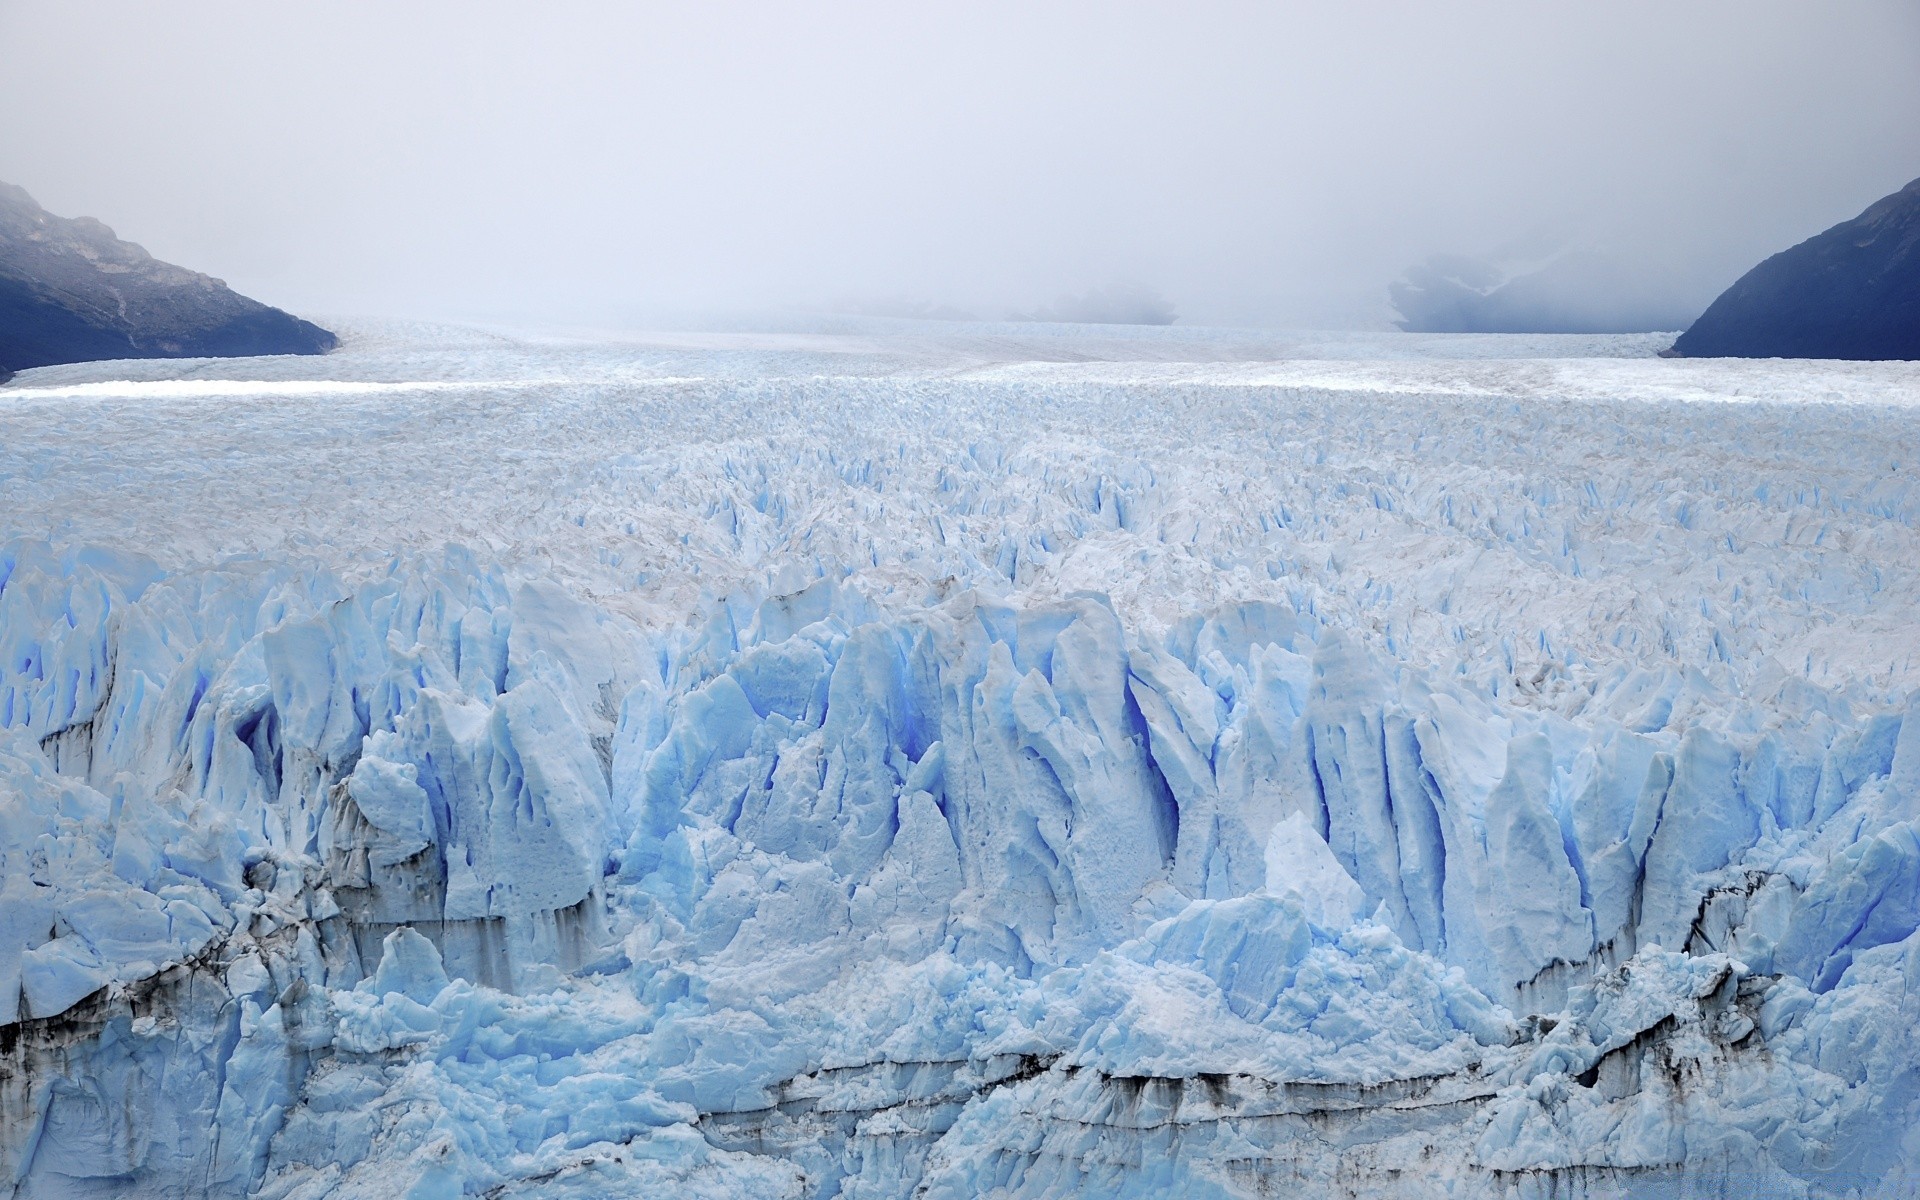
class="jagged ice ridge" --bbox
[2,321,1920,1197]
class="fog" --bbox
[3,1,1917,329]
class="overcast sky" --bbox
[3,1,1917,328]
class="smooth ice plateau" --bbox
[2,320,1920,1198]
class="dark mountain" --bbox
[1670,177,1920,360]
[0,182,335,382]
[1390,249,1701,335]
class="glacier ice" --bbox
[1,320,1919,1197]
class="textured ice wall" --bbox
[2,323,1919,1198]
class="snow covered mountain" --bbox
[1390,248,1702,335]
[1,320,1918,1198]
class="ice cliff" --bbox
[2,323,1919,1197]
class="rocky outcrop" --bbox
[0,182,335,381]
[1670,176,1920,360]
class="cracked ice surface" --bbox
[2,319,1920,1198]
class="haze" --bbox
[3,1,1917,329]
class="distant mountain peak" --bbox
[1390,241,1701,335]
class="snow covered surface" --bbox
[2,318,1920,1197]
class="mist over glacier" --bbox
[1,321,1918,1197]
[5,3,1918,328]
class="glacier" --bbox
[2,318,1919,1197]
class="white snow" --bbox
[1,318,1918,1198]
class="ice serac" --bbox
[1477,732,1594,990]
[5,543,1917,1199]
[3,327,1920,1198]
[1304,631,1411,937]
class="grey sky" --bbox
[3,1,1917,328]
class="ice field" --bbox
[2,318,1920,1197]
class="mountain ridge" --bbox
[1671,176,1920,360]
[0,181,336,382]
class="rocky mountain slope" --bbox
[0,182,335,382]
[1672,177,1920,360]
